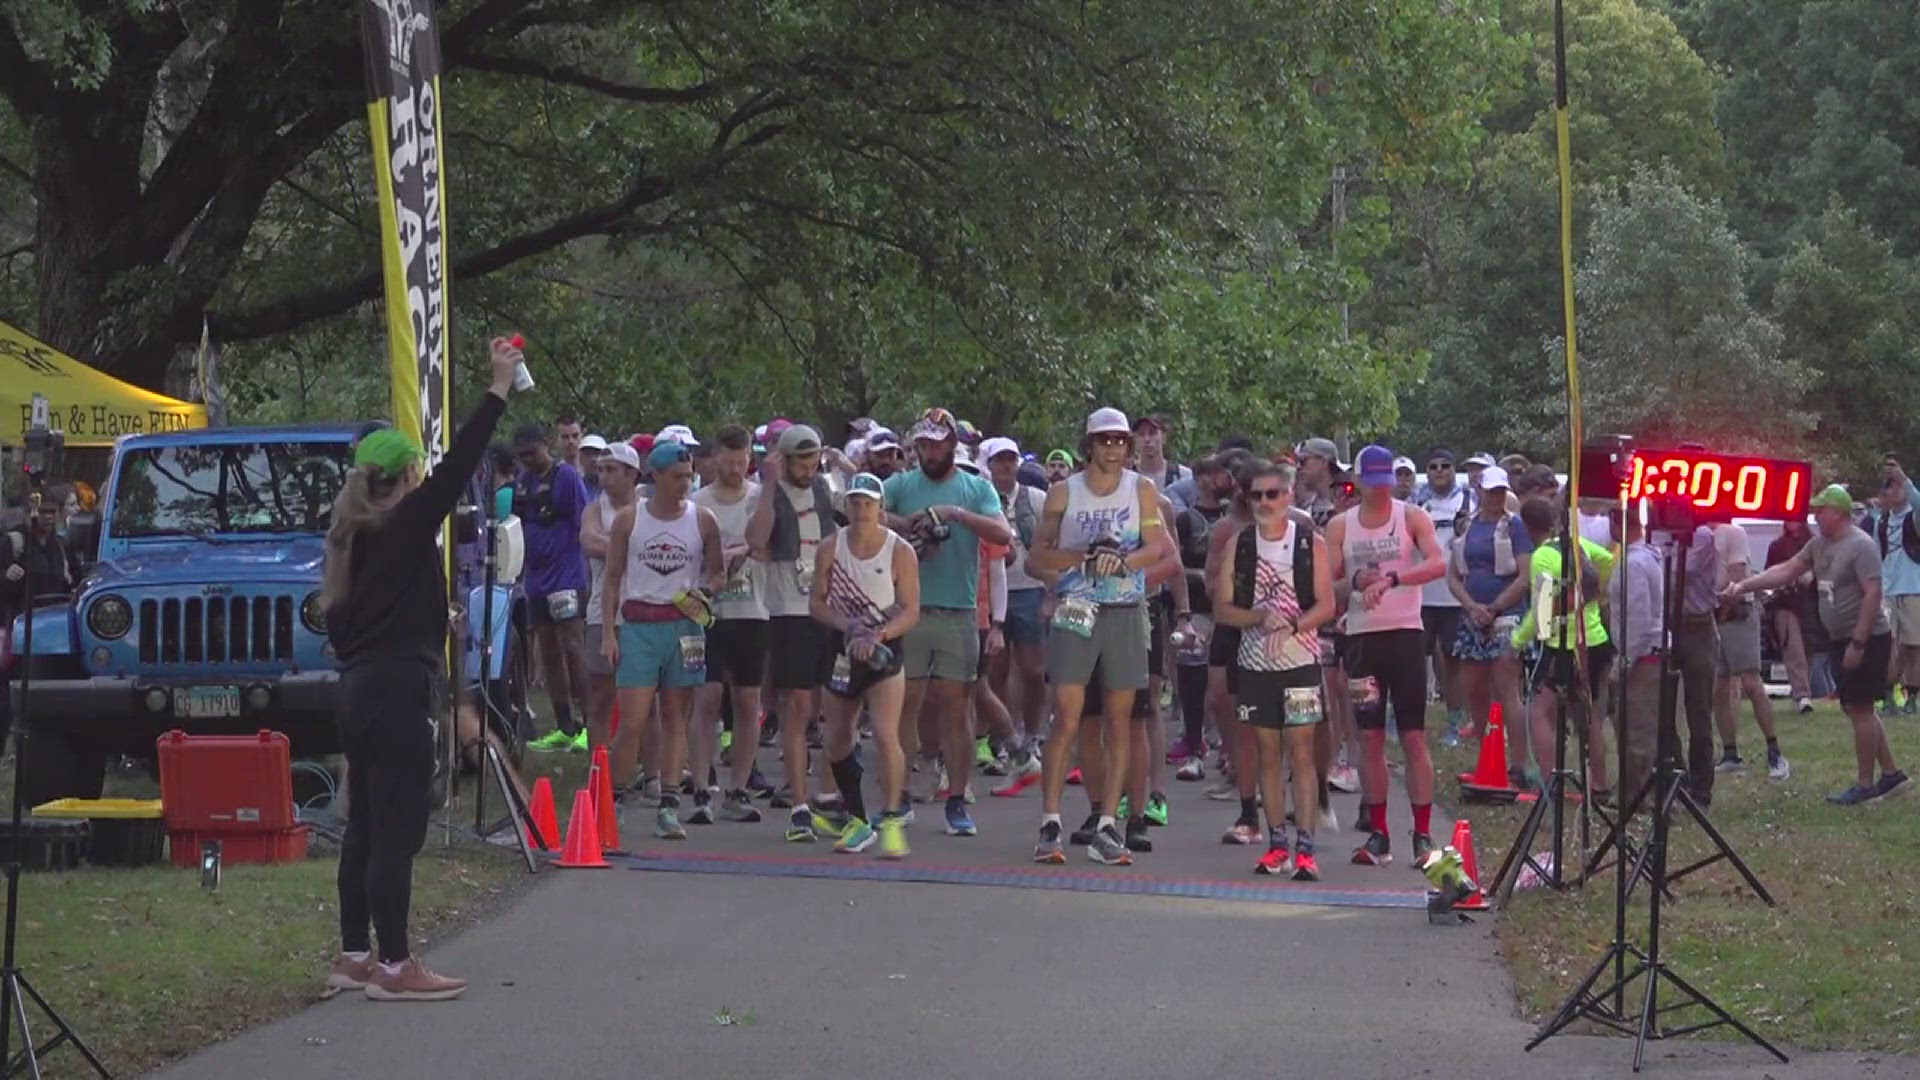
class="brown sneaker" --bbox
[362,957,467,1002]
[323,953,375,998]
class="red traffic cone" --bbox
[1451,818,1492,911]
[524,777,560,852]
[556,789,610,869]
[592,746,622,853]
[1459,702,1520,803]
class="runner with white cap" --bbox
[1027,407,1175,865]
[982,435,1047,793]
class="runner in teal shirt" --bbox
[883,453,1009,609]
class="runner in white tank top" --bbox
[1324,445,1449,870]
[622,500,706,605]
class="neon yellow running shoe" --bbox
[878,815,909,860]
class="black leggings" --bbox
[337,659,437,963]
[1176,662,1210,751]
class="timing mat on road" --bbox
[596,848,1427,910]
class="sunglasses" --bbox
[1092,433,1130,447]
[1250,488,1286,502]
[1427,462,1453,471]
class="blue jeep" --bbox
[9,424,521,806]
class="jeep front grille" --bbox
[139,595,296,664]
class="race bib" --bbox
[1051,596,1099,639]
[546,589,580,621]
[1284,686,1322,726]
[828,653,854,696]
[678,633,707,673]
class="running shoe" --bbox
[1328,764,1361,794]
[785,808,817,842]
[678,772,697,795]
[1319,803,1340,834]
[1795,696,1813,715]
[639,776,663,807]
[529,729,574,753]
[1204,779,1238,801]
[1828,782,1875,806]
[719,790,762,823]
[1254,846,1292,876]
[1144,791,1170,827]
[1175,756,1206,782]
[1124,816,1152,853]
[1291,852,1321,882]
[1438,718,1463,749]
[812,805,851,840]
[769,787,795,810]
[1115,795,1130,820]
[1352,830,1392,866]
[569,731,590,753]
[1070,813,1101,846]
[983,751,1010,778]
[1767,748,1791,781]
[894,798,916,825]
[835,818,877,854]
[1167,735,1195,764]
[1221,819,1259,845]
[655,803,687,840]
[685,788,716,825]
[878,815,909,859]
[944,798,978,837]
[1087,824,1133,865]
[990,755,1042,796]
[975,737,995,769]
[1410,832,1435,870]
[719,730,734,756]
[746,766,775,799]
[1033,820,1066,864]
[1715,750,1745,775]
[1066,767,1084,786]
[1871,769,1912,801]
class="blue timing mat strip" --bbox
[598,850,1426,910]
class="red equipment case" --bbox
[166,826,311,868]
[156,729,296,832]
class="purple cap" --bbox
[1355,444,1396,488]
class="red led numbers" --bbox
[1621,450,1812,521]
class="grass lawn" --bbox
[1429,699,1919,1053]
[2,760,539,1079]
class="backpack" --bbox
[1233,517,1315,614]
[1876,510,1920,565]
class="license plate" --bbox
[174,685,241,719]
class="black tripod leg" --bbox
[1527,948,1641,1049]
[1668,789,1774,905]
[1631,947,1661,1073]
[484,743,542,874]
[1656,966,1789,1064]
[11,973,110,1078]
[1491,788,1552,906]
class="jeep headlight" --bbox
[301,590,327,634]
[87,594,133,639]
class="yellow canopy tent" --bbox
[1,319,207,447]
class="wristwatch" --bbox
[1386,571,1401,589]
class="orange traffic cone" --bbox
[524,777,560,852]
[557,789,610,868]
[1451,818,1491,911]
[592,746,622,853]
[1458,702,1520,803]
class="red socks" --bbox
[1412,802,1432,837]
[1368,801,1388,834]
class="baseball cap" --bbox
[846,472,886,501]
[776,423,823,456]
[1132,414,1169,433]
[752,423,769,453]
[981,436,1021,462]
[1046,448,1076,467]
[629,433,655,458]
[1463,452,1496,469]
[1477,465,1511,491]
[1393,456,1417,475]
[656,423,699,447]
[908,407,959,443]
[866,427,901,451]
[579,434,609,453]
[954,444,981,473]
[603,442,641,471]
[956,419,983,445]
[648,438,691,471]
[1356,444,1396,488]
[353,428,425,475]
[1809,484,1853,514]
[1299,436,1339,462]
[1085,407,1131,436]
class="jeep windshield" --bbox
[109,441,352,538]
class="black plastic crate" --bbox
[0,818,89,871]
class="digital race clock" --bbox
[1619,449,1811,522]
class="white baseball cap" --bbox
[954,444,981,473]
[603,442,641,471]
[980,436,1021,462]
[578,434,609,453]
[1393,456,1416,475]
[1477,465,1511,491]
[656,423,699,447]
[1085,407,1131,436]
[866,427,901,451]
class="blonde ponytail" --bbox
[320,464,403,611]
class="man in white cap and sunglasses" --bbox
[1028,407,1175,865]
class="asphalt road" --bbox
[150,754,1914,1079]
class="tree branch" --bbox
[0,20,56,116]
[460,51,728,103]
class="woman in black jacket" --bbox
[321,338,520,1001]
